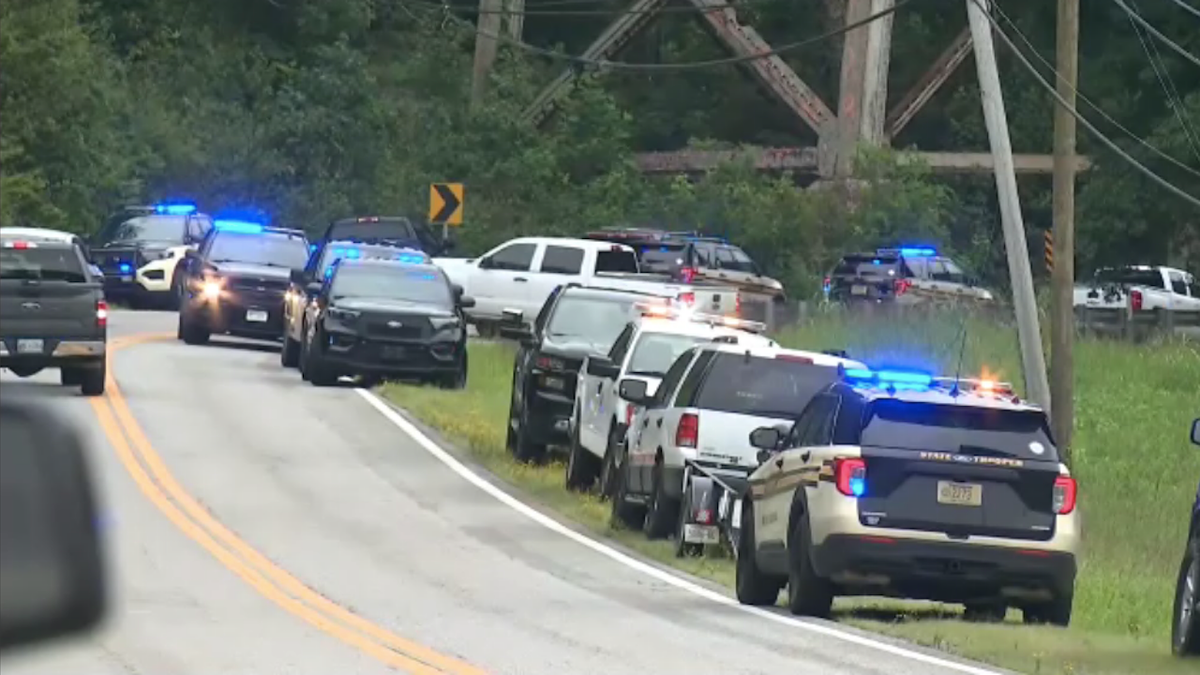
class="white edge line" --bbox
[355,388,1007,675]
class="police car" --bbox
[825,247,993,306]
[92,202,213,308]
[735,369,1079,625]
[1174,418,1200,656]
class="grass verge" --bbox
[378,312,1199,675]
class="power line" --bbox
[989,1,1200,178]
[1167,0,1200,21]
[1109,0,1200,68]
[412,0,788,16]
[977,0,1200,208]
[1125,0,1200,165]
[435,0,911,70]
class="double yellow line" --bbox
[92,334,486,675]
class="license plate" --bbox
[542,376,565,390]
[16,339,44,354]
[120,275,132,282]
[246,310,269,323]
[684,524,721,545]
[380,345,406,360]
[851,284,868,296]
[937,481,982,506]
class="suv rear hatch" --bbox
[1,246,102,340]
[829,254,906,302]
[319,217,427,250]
[856,400,1063,541]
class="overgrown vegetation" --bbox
[379,311,1200,675]
[2,0,1197,299]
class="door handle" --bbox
[656,418,663,428]
[775,457,784,469]
[596,383,603,394]
[514,277,528,283]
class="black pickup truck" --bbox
[0,239,108,395]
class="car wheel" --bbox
[643,463,677,540]
[280,329,301,368]
[80,361,106,397]
[609,443,646,529]
[735,501,785,605]
[168,269,183,311]
[1172,535,1200,656]
[304,328,337,387]
[673,476,704,558]
[513,394,546,463]
[439,351,468,389]
[1022,593,1073,627]
[565,408,599,491]
[785,513,833,617]
[179,310,209,345]
[60,367,83,386]
[598,422,622,499]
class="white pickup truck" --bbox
[1073,265,1199,313]
[434,237,741,332]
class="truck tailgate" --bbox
[0,280,103,339]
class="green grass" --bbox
[378,311,1200,675]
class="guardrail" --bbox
[1076,305,1200,342]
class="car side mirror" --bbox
[290,269,305,285]
[1192,418,1199,445]
[458,296,476,309]
[0,400,106,651]
[750,426,783,452]
[617,378,650,405]
[587,358,621,379]
[500,308,523,326]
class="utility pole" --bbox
[1050,0,1079,459]
[964,0,1052,411]
[470,0,504,107]
[506,0,525,41]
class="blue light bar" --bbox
[396,253,427,264]
[843,367,934,387]
[119,263,132,273]
[899,247,936,257]
[154,203,197,215]
[213,220,264,234]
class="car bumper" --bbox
[0,339,106,366]
[321,333,464,377]
[812,534,1077,602]
[525,386,575,446]
[187,292,286,339]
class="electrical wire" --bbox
[412,0,791,16]
[989,1,1200,178]
[1168,0,1200,21]
[1125,0,1200,165]
[974,0,1200,208]
[434,0,911,70]
[1109,0,1200,68]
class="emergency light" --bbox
[899,247,936,257]
[154,202,197,215]
[842,367,935,389]
[633,301,766,334]
[213,220,264,234]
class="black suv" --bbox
[825,247,993,306]
[177,222,309,345]
[1174,418,1200,657]
[310,215,451,260]
[504,284,659,462]
[91,204,213,307]
[0,239,107,395]
[298,258,472,387]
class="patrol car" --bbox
[177,220,309,345]
[1173,418,1200,656]
[568,302,776,497]
[281,240,430,368]
[91,202,213,308]
[612,343,864,556]
[735,369,1079,625]
[825,247,992,306]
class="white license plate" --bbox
[380,345,406,359]
[120,275,133,282]
[684,524,721,545]
[16,339,44,354]
[246,310,269,323]
[937,481,982,506]
[851,284,869,296]
[543,376,565,390]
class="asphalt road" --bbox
[1,310,1005,675]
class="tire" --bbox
[179,309,209,345]
[505,365,520,454]
[298,332,312,382]
[167,268,183,310]
[609,444,646,529]
[643,463,677,540]
[565,408,600,491]
[1022,594,1073,627]
[80,361,105,397]
[512,394,547,463]
[303,328,338,386]
[1172,535,1199,656]
[280,330,301,368]
[8,365,43,378]
[785,513,834,618]
[673,477,704,558]
[60,367,83,386]
[597,422,623,499]
[735,502,785,605]
[439,351,468,389]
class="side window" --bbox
[533,286,563,335]
[540,245,584,275]
[608,324,635,363]
[1169,271,1189,296]
[904,258,929,279]
[651,352,694,408]
[785,400,820,449]
[831,393,865,445]
[488,243,536,271]
[692,243,715,267]
[715,247,737,269]
[802,395,841,446]
[672,350,715,407]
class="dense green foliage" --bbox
[2,0,1197,296]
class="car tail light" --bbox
[735,292,742,317]
[677,291,695,306]
[835,458,867,497]
[680,266,697,283]
[1052,475,1077,514]
[894,279,913,295]
[536,354,564,371]
[696,508,714,525]
[675,413,699,449]
[10,241,31,249]
[624,403,635,427]
[96,300,108,328]
[1129,289,1143,312]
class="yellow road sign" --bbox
[429,183,464,226]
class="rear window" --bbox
[547,293,642,350]
[638,244,688,274]
[1094,267,1166,290]
[626,331,710,377]
[541,246,584,275]
[691,354,840,418]
[325,218,418,244]
[860,400,1057,461]
[595,249,639,274]
[100,215,187,244]
[208,232,309,269]
[833,255,902,278]
[1,247,88,282]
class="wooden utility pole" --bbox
[1050,0,1079,458]
[965,0,1052,412]
[506,0,525,41]
[470,0,504,107]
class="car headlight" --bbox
[429,317,462,333]
[201,279,223,300]
[327,307,360,323]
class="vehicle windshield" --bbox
[325,218,418,244]
[638,244,688,274]
[1094,267,1166,289]
[547,294,640,349]
[691,354,840,418]
[626,332,710,376]
[100,215,187,244]
[833,255,902,278]
[208,232,309,269]
[330,265,452,306]
[720,246,758,274]
[0,247,88,282]
[860,400,1057,461]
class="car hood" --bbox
[541,334,609,359]
[332,297,455,318]
[211,262,293,281]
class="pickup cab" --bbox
[434,237,740,334]
[568,306,775,496]
[0,239,107,395]
[1074,265,1199,313]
